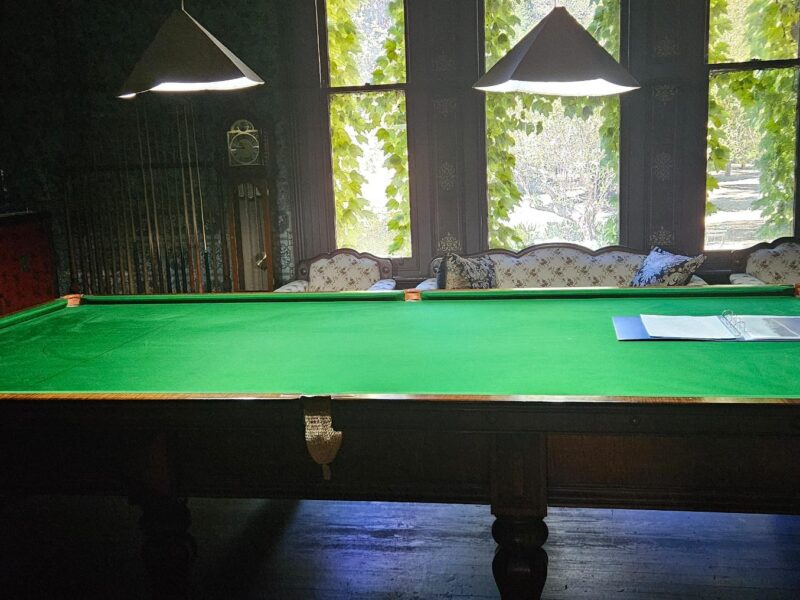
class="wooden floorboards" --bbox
[1,497,798,599]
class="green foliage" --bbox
[327,0,365,87]
[370,0,411,255]
[327,1,373,248]
[327,0,410,255]
[747,69,798,238]
[706,0,799,237]
[706,0,732,214]
[485,0,532,248]
[485,0,620,249]
[745,0,800,60]
[329,93,373,246]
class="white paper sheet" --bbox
[737,316,800,341]
[640,315,738,340]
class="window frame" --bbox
[480,0,625,251]
[315,0,417,261]
[703,0,800,249]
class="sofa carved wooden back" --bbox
[295,249,393,292]
[428,243,656,288]
[731,237,800,285]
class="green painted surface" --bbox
[1,288,800,398]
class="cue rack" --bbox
[63,98,274,295]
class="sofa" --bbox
[417,243,707,290]
[729,238,800,285]
[275,249,396,292]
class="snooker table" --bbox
[1,286,800,599]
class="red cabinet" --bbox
[0,212,57,315]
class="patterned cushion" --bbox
[489,248,646,288]
[438,254,497,289]
[416,277,438,291]
[631,247,706,287]
[746,242,800,284]
[367,278,397,291]
[274,280,309,293]
[307,254,381,292]
[729,273,767,286]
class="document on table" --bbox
[639,315,738,340]
[734,315,800,340]
[637,314,800,341]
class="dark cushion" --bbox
[631,247,706,287]
[438,254,497,289]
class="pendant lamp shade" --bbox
[118,8,264,99]
[475,7,639,97]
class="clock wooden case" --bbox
[224,118,274,292]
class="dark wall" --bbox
[0,0,296,291]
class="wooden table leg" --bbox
[130,432,196,600]
[491,433,549,599]
[492,515,549,599]
[138,496,197,600]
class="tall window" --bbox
[324,0,411,257]
[705,0,799,250]
[484,0,621,250]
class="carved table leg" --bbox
[138,497,197,600]
[491,432,549,599]
[492,516,548,599]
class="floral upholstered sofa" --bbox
[417,243,707,289]
[729,238,800,285]
[274,249,396,292]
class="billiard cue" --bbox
[114,157,132,295]
[135,104,156,294]
[167,142,182,293]
[105,166,120,294]
[176,105,198,293]
[217,167,231,291]
[162,141,178,293]
[86,152,103,293]
[183,104,203,293]
[75,177,88,293]
[174,165,189,293]
[63,172,78,290]
[86,169,100,293]
[189,101,211,291]
[122,129,144,294]
[104,164,117,294]
[120,133,137,295]
[143,105,167,293]
[153,130,174,294]
[170,139,188,293]
[95,145,116,294]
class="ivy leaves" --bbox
[707,0,798,239]
[485,0,620,248]
[327,0,410,256]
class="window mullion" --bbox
[708,58,800,75]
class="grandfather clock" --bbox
[224,118,274,291]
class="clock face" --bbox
[229,131,260,166]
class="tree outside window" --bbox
[484,0,621,250]
[705,0,799,250]
[325,0,411,257]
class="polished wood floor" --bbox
[1,497,799,599]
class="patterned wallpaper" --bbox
[0,0,296,292]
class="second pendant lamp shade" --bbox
[118,8,264,99]
[475,7,639,97]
